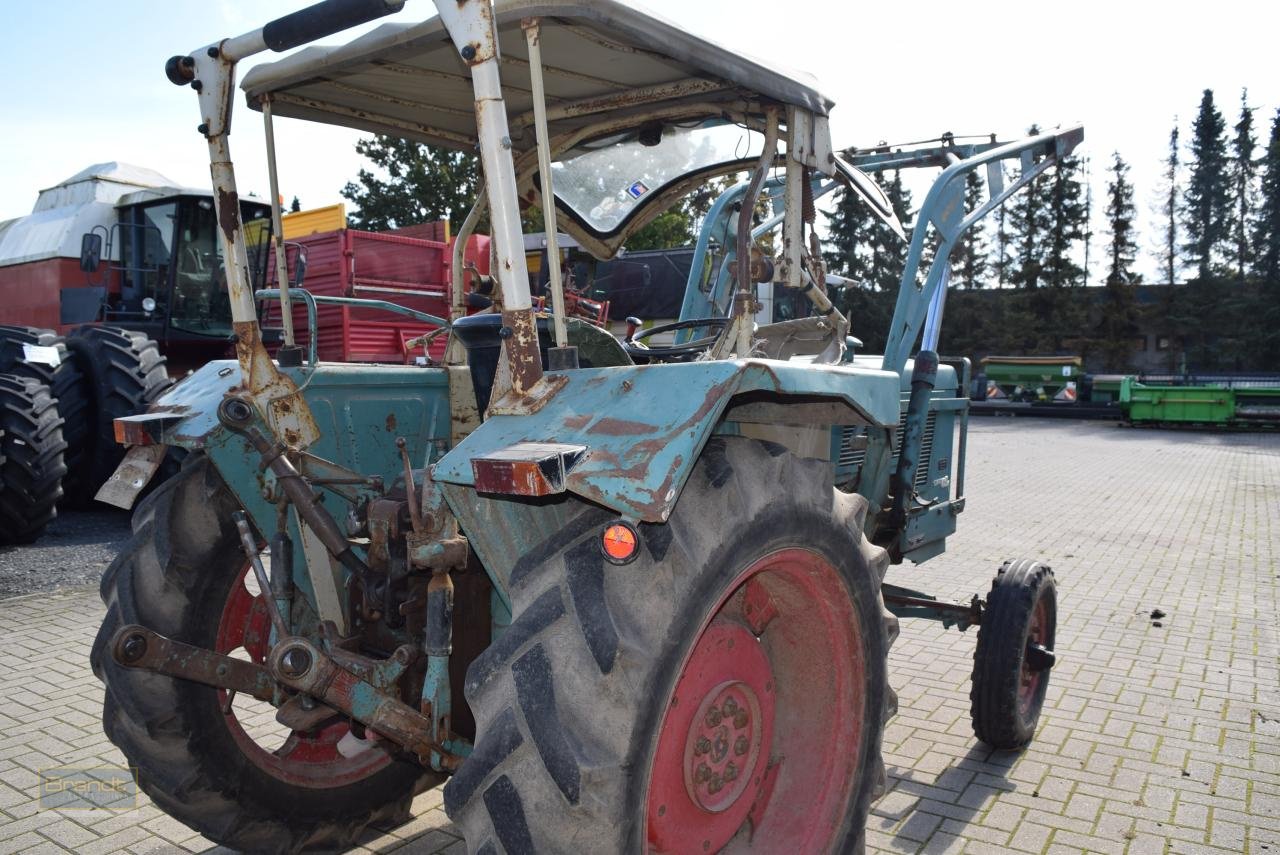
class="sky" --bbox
[2,0,1278,283]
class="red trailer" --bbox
[266,211,490,364]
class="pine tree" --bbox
[1227,89,1257,282]
[1251,109,1280,367]
[872,171,913,293]
[1042,152,1088,289]
[1256,109,1280,285]
[289,196,302,213]
[1097,152,1141,370]
[1182,90,1232,278]
[1156,122,1180,284]
[995,170,1011,288]
[1007,126,1049,290]
[823,184,877,284]
[951,170,989,289]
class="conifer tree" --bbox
[1042,152,1088,289]
[822,184,877,284]
[872,171,914,293]
[1255,109,1280,286]
[1252,109,1280,367]
[1007,125,1048,290]
[1156,123,1180,284]
[952,170,989,289]
[1098,152,1141,370]
[1182,90,1232,278]
[1227,89,1257,282]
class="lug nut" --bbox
[724,761,738,782]
[704,707,722,727]
[120,633,147,664]
[280,647,312,678]
[695,736,711,755]
[735,735,749,756]
[695,763,711,783]
[723,697,738,716]
[708,775,724,794]
[733,710,749,728]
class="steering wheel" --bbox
[623,317,729,363]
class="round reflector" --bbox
[601,522,639,564]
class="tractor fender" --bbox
[433,358,901,528]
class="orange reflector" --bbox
[601,522,639,564]
[114,418,154,447]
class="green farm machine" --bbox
[91,1,1078,851]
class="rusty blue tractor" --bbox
[90,1,1077,851]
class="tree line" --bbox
[824,89,1280,372]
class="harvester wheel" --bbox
[444,438,897,853]
[0,325,92,505]
[0,374,67,544]
[970,559,1057,749]
[90,456,441,853]
[67,326,172,498]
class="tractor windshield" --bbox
[168,197,273,337]
[552,121,767,235]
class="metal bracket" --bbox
[110,625,276,701]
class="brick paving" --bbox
[0,419,1276,854]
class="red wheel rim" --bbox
[215,564,393,787]
[1017,596,1050,717]
[646,548,865,853]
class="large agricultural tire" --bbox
[90,456,443,853]
[67,325,172,498]
[444,437,897,854]
[970,559,1057,750]
[0,325,93,505]
[0,374,67,544]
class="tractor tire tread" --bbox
[0,374,67,544]
[444,438,895,853]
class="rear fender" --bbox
[433,358,900,596]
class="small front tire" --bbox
[970,559,1057,749]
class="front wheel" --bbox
[444,438,897,853]
[970,559,1057,749]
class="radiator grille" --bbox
[838,410,938,490]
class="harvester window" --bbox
[119,202,176,309]
[169,198,233,336]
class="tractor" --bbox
[91,0,1076,852]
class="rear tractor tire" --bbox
[444,438,898,854]
[90,456,442,853]
[0,325,92,506]
[970,559,1057,749]
[0,374,67,545]
[67,326,172,499]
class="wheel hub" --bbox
[683,680,763,813]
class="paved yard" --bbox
[0,419,1277,854]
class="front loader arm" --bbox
[875,126,1084,372]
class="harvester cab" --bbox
[92,1,1080,851]
[77,189,280,358]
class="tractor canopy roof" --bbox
[240,0,843,257]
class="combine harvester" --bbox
[0,172,477,541]
[90,0,1080,851]
[1120,375,1280,428]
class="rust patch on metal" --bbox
[500,308,544,396]
[590,417,657,436]
[563,413,591,430]
[216,188,241,240]
[386,413,398,432]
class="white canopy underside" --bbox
[239,0,833,153]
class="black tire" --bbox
[0,374,67,544]
[970,559,1057,749]
[0,325,93,506]
[66,326,172,497]
[444,438,897,853]
[90,455,443,853]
